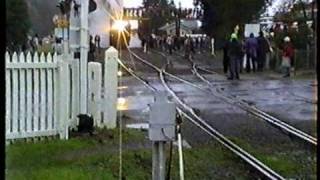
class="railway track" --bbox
[119,48,286,179]
[155,50,317,146]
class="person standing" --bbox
[167,35,173,55]
[222,36,229,74]
[211,36,216,56]
[281,36,294,77]
[227,34,242,80]
[184,36,192,59]
[266,32,276,69]
[33,34,40,52]
[27,35,33,52]
[257,31,270,72]
[245,33,258,73]
[94,35,100,53]
[73,0,80,17]
[88,35,95,62]
[239,39,246,73]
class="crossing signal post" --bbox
[149,92,176,180]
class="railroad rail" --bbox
[119,48,285,180]
[158,50,317,146]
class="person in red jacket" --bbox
[281,36,294,77]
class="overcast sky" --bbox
[123,0,195,8]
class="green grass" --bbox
[6,129,151,180]
[229,137,317,179]
[6,129,253,180]
[6,128,317,180]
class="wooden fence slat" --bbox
[11,52,19,133]
[88,62,102,127]
[53,53,59,130]
[58,60,70,139]
[40,53,47,131]
[26,52,33,132]
[33,52,40,131]
[47,53,54,130]
[18,52,26,132]
[6,52,11,136]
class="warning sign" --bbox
[244,24,260,38]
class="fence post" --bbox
[58,60,70,139]
[103,47,118,129]
[88,62,102,127]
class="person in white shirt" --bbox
[167,35,173,54]
[211,37,216,56]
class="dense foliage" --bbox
[273,0,315,49]
[6,0,31,49]
[139,0,175,37]
[199,0,269,40]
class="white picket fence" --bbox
[5,47,119,141]
[6,52,70,140]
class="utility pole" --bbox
[79,0,89,114]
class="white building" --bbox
[88,0,123,48]
[159,20,201,36]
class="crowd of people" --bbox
[88,35,101,62]
[6,34,56,54]
[140,34,213,57]
[223,30,294,80]
[139,29,295,80]
[8,33,103,61]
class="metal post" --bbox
[152,141,166,180]
[80,0,89,114]
[177,125,184,180]
[159,142,166,180]
[152,142,159,179]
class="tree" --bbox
[273,0,314,49]
[139,0,174,37]
[198,0,269,41]
[6,0,31,49]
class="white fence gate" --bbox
[5,47,119,142]
[5,52,73,140]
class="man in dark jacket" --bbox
[227,34,242,80]
[257,31,270,71]
[222,37,229,74]
[88,35,95,62]
[245,33,258,72]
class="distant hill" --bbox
[24,0,59,37]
